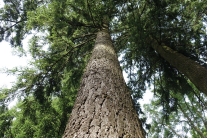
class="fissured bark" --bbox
[62,24,145,138]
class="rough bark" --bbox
[62,24,145,138]
[151,37,207,96]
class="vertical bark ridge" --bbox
[151,37,207,95]
[62,26,145,138]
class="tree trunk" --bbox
[151,37,207,95]
[62,24,145,138]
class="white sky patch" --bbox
[0,35,32,109]
[0,36,32,87]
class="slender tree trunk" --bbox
[151,37,207,95]
[62,24,145,138]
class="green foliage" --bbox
[7,95,73,138]
[0,0,44,47]
[0,104,13,138]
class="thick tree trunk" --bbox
[151,37,207,95]
[62,24,145,138]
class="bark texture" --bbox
[151,38,207,95]
[62,25,145,138]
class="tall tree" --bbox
[62,19,145,138]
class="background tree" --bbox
[117,0,207,118]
